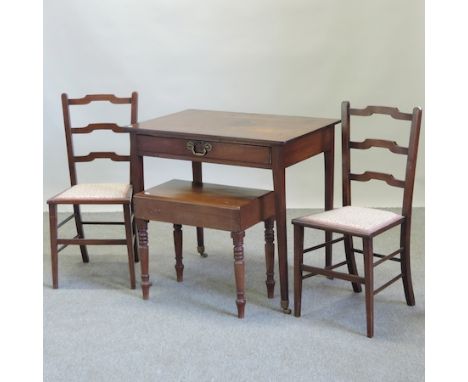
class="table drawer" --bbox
[137,135,271,166]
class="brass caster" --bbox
[281,300,291,314]
[197,245,208,258]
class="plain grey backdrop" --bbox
[43,0,424,211]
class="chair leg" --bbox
[264,218,275,298]
[173,224,184,282]
[49,204,59,289]
[231,231,246,318]
[73,205,89,263]
[325,230,333,279]
[293,224,304,317]
[363,237,374,338]
[400,221,415,306]
[344,235,362,293]
[123,204,136,289]
[136,219,151,300]
[324,144,334,275]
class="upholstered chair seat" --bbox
[52,183,132,202]
[293,206,404,237]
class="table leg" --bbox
[192,161,207,257]
[130,135,144,193]
[272,148,291,314]
[324,132,335,270]
[264,218,275,299]
[130,137,144,263]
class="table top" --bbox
[125,109,340,145]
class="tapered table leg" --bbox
[130,138,144,264]
[192,161,207,257]
[264,218,275,298]
[272,147,291,314]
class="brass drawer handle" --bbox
[186,141,212,157]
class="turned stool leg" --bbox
[136,219,152,300]
[173,224,184,282]
[264,218,275,298]
[231,231,246,318]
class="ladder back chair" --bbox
[292,101,422,337]
[47,92,139,289]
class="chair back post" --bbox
[60,92,139,187]
[129,91,139,184]
[61,93,78,186]
[130,91,138,125]
[341,101,352,207]
[401,107,422,219]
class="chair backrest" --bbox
[341,101,422,218]
[61,92,138,186]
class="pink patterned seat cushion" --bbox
[52,183,132,202]
[293,206,404,236]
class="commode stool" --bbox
[133,179,276,318]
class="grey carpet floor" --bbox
[43,208,424,382]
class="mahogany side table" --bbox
[123,109,340,313]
